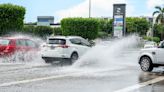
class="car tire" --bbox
[140,56,153,72]
[70,52,78,64]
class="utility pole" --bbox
[89,0,91,18]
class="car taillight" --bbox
[3,46,11,52]
[58,45,69,48]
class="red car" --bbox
[0,37,39,57]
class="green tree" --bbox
[106,19,113,34]
[0,4,26,35]
[34,26,53,38]
[97,19,113,38]
[126,17,136,33]
[98,19,113,34]
[53,27,62,35]
[153,6,164,24]
[126,17,149,35]
[154,24,164,39]
[153,24,161,38]
[153,6,164,40]
[23,25,35,34]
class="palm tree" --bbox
[153,6,164,40]
[153,6,164,24]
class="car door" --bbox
[25,39,38,51]
[69,38,86,57]
[80,38,91,54]
[16,39,27,52]
[156,42,164,64]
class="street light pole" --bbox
[89,0,91,18]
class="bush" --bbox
[61,18,99,40]
[53,27,62,35]
[126,17,149,35]
[23,25,35,34]
[34,26,53,38]
[0,4,25,35]
[98,19,113,34]
[143,36,160,43]
[97,31,111,39]
[152,37,160,43]
[22,26,54,38]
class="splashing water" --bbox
[0,34,142,77]
[0,33,46,65]
[0,34,141,72]
[72,35,141,70]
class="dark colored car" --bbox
[0,37,39,57]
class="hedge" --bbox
[23,26,61,38]
[97,31,111,39]
[53,27,62,35]
[61,18,99,40]
[23,25,35,34]
[143,36,160,43]
[98,19,113,34]
[0,4,26,35]
[34,26,53,38]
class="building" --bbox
[37,16,54,26]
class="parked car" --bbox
[41,36,92,64]
[138,40,164,72]
[0,37,39,58]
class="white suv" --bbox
[41,36,92,64]
[139,41,164,72]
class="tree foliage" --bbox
[23,26,53,38]
[126,17,149,35]
[153,6,164,24]
[98,19,113,34]
[154,24,164,40]
[23,25,35,34]
[53,27,62,35]
[61,18,99,40]
[143,36,160,43]
[153,6,164,40]
[0,4,26,35]
[34,26,53,38]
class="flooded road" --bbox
[0,63,164,92]
[0,35,164,92]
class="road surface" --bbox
[0,62,164,92]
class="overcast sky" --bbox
[0,0,164,23]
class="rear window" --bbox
[0,39,10,45]
[48,39,66,45]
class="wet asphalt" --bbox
[0,63,164,92]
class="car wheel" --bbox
[140,56,153,72]
[70,52,78,64]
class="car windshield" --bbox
[48,39,66,45]
[0,39,10,45]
